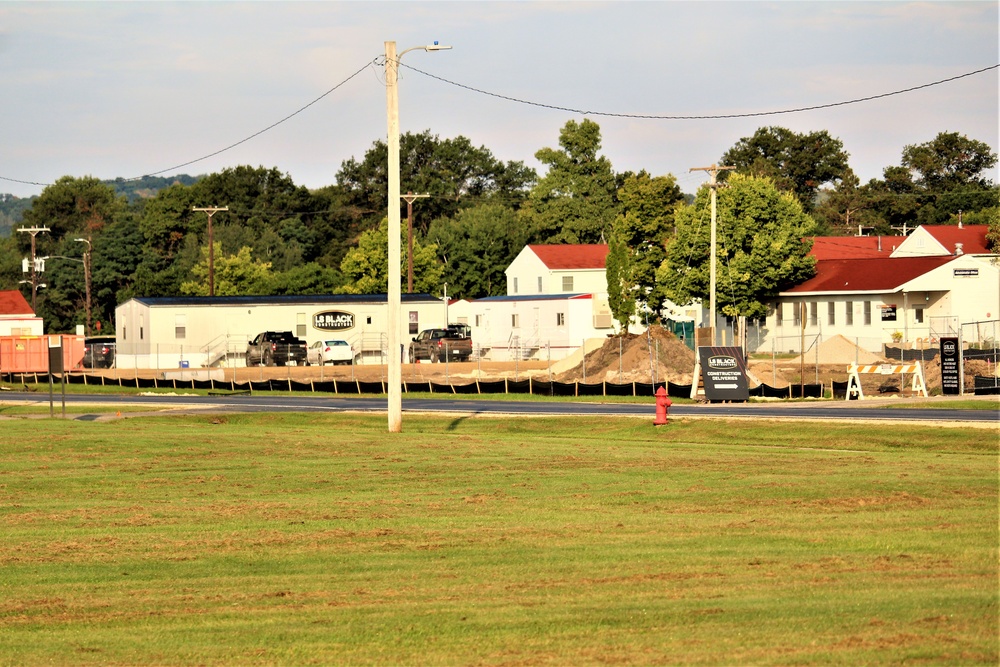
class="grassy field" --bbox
[1,413,996,666]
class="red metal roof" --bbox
[809,236,898,260]
[784,256,955,294]
[918,225,990,255]
[0,290,33,316]
[528,244,609,270]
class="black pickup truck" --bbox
[246,331,308,367]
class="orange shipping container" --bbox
[0,335,86,373]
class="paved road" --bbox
[2,391,996,425]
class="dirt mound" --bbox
[787,334,884,365]
[555,326,696,384]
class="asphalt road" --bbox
[2,391,996,425]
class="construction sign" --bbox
[695,346,750,401]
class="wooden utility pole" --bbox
[400,192,429,292]
[192,207,229,297]
[689,165,734,346]
[17,225,50,313]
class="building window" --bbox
[808,302,818,327]
[845,301,854,326]
[775,303,783,326]
[475,314,482,327]
[864,301,872,326]
[512,314,520,328]
[174,314,186,339]
[366,316,372,325]
[297,313,307,338]
[793,303,801,327]
[537,276,543,293]
[828,302,836,326]
[408,311,418,335]
[513,277,519,294]
[556,312,565,326]
[562,276,574,291]
[915,307,924,324]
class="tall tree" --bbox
[606,172,684,330]
[720,127,852,213]
[658,174,817,320]
[426,203,530,299]
[16,177,128,331]
[811,172,884,236]
[338,219,444,295]
[859,132,997,230]
[180,246,274,296]
[335,130,536,236]
[524,119,618,244]
[901,131,996,191]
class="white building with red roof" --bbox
[505,244,611,297]
[462,244,616,361]
[0,289,42,336]
[764,225,998,353]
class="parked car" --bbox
[307,339,354,366]
[245,331,308,367]
[82,335,116,369]
[409,328,473,363]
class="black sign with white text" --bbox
[940,337,960,395]
[313,311,355,331]
[698,346,750,402]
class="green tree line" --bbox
[0,122,995,334]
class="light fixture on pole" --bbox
[385,39,451,433]
[74,238,93,336]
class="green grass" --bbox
[0,414,996,665]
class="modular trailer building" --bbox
[115,293,447,369]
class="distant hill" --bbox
[0,194,34,237]
[107,174,202,202]
[0,174,202,236]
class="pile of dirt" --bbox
[554,326,696,384]
[788,334,885,365]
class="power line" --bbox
[0,58,380,190]
[400,62,999,120]
[2,61,996,192]
[131,59,379,181]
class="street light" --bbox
[74,238,93,336]
[385,39,451,433]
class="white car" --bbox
[306,339,354,366]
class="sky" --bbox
[1,1,997,200]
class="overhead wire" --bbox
[1,61,996,192]
[399,62,999,120]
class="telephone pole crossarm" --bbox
[400,192,429,293]
[192,206,229,297]
[17,225,51,314]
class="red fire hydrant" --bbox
[654,386,671,426]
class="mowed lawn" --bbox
[0,413,996,666]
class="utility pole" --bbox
[17,225,50,313]
[74,238,93,336]
[192,206,229,297]
[401,192,429,292]
[689,165,734,346]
